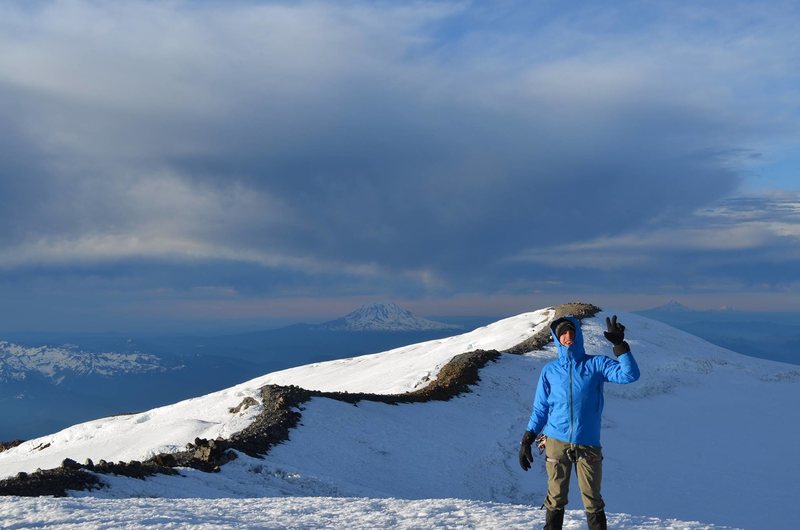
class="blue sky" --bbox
[0,0,798,333]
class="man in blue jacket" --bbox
[519,315,640,530]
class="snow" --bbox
[0,496,734,529]
[2,307,798,529]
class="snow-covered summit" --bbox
[0,340,166,383]
[315,302,461,331]
[642,300,695,313]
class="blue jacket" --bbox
[526,316,640,447]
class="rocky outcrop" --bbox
[506,302,601,354]
[0,466,101,497]
[310,349,502,406]
[0,440,24,454]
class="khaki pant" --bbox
[544,437,605,513]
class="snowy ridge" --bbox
[0,340,166,383]
[0,309,553,475]
[1,307,798,529]
[257,308,552,393]
[315,302,461,331]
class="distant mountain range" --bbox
[0,339,258,441]
[0,341,167,384]
[312,302,462,332]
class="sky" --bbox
[0,0,798,334]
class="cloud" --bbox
[505,193,800,293]
[0,0,798,329]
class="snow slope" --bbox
[2,308,799,529]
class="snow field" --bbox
[0,496,736,529]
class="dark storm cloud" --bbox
[0,85,63,245]
[0,0,797,328]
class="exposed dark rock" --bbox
[506,302,601,354]
[225,385,312,458]
[229,396,259,414]
[174,438,239,472]
[410,349,499,401]
[152,453,176,468]
[0,467,101,497]
[61,458,81,470]
[0,440,24,453]
[302,349,502,407]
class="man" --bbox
[519,315,640,530]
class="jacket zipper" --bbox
[569,353,574,443]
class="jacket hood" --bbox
[550,316,586,363]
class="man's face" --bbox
[559,329,575,346]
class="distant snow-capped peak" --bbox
[643,300,695,313]
[0,341,167,383]
[316,302,461,332]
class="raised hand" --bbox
[603,315,625,345]
[604,315,631,356]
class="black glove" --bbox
[604,315,630,356]
[519,430,535,471]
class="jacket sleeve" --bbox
[601,351,640,384]
[526,368,550,433]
